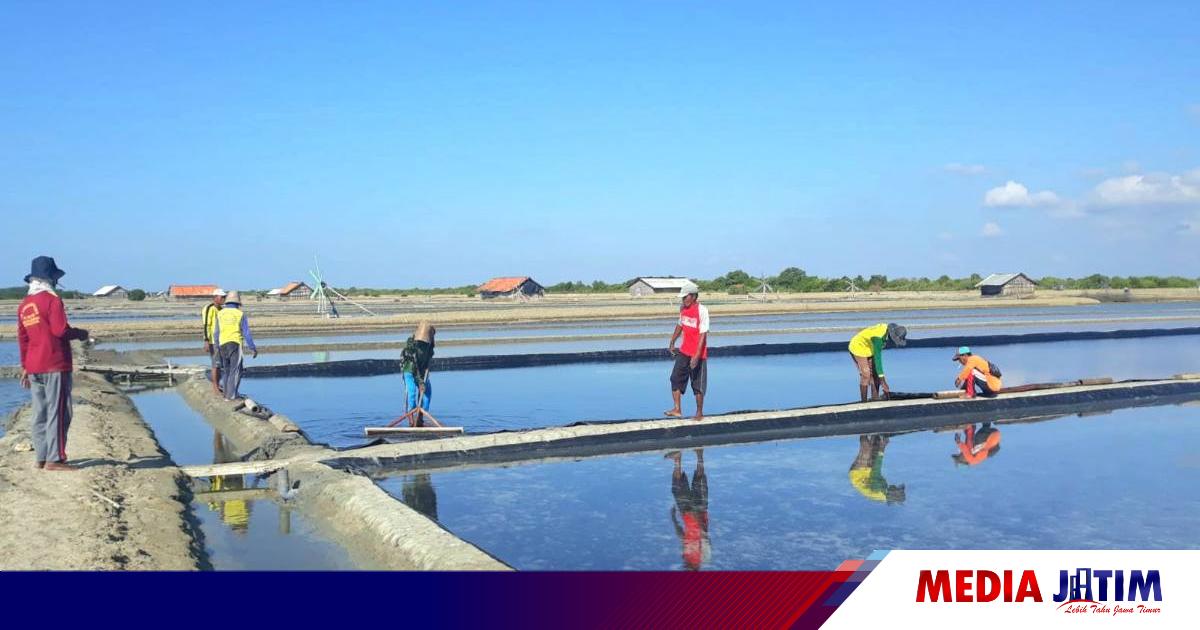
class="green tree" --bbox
[127,288,146,301]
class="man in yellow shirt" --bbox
[202,291,225,395]
[953,346,1002,398]
[848,323,907,401]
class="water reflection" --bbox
[668,449,711,570]
[951,423,1002,467]
[848,435,906,504]
[206,432,253,533]
[400,474,439,521]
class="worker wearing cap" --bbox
[666,282,709,420]
[848,323,907,401]
[953,346,1001,398]
[202,291,225,395]
[212,290,257,401]
[400,321,436,423]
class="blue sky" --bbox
[2,1,1198,290]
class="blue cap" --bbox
[953,346,971,360]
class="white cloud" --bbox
[981,221,1003,237]
[1092,170,1200,207]
[943,163,987,176]
[984,180,1061,208]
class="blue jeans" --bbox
[404,373,432,410]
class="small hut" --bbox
[628,277,694,297]
[975,273,1038,298]
[477,277,545,300]
[92,285,128,299]
[270,281,313,300]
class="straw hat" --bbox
[414,321,436,343]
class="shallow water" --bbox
[244,335,1200,447]
[130,390,355,570]
[0,379,25,437]
[0,342,17,365]
[376,401,1200,570]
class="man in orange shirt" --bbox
[952,346,1002,398]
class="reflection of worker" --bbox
[848,323,907,401]
[848,434,906,504]
[952,423,1002,466]
[668,449,710,571]
[208,431,251,532]
[952,346,1001,398]
[400,321,436,425]
[400,473,438,521]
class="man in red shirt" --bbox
[666,282,709,420]
[17,256,88,471]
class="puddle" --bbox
[243,335,1200,446]
[375,401,1200,570]
[130,389,355,570]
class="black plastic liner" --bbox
[319,379,1200,477]
[246,326,1200,378]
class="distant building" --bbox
[975,273,1038,298]
[92,285,128,299]
[168,285,224,300]
[268,281,312,300]
[628,277,694,297]
[477,276,545,300]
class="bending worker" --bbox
[848,323,907,401]
[400,321,436,423]
[952,346,1001,398]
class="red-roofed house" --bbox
[267,281,313,300]
[168,285,224,300]
[477,276,545,300]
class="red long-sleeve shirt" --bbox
[17,292,81,373]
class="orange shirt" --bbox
[958,355,1001,392]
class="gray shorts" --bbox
[670,353,708,395]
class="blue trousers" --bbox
[404,373,432,410]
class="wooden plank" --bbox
[179,460,287,478]
[193,488,276,502]
[1078,377,1114,386]
[933,390,964,399]
[1174,373,1200,380]
[364,427,465,437]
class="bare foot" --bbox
[663,409,682,417]
[44,462,78,472]
[663,450,682,460]
[692,414,704,421]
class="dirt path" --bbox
[0,372,204,570]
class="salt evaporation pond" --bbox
[131,390,354,570]
[243,335,1200,447]
[375,401,1200,570]
[0,378,26,438]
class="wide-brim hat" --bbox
[24,256,66,284]
[414,320,436,343]
[224,290,242,304]
[887,323,907,347]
